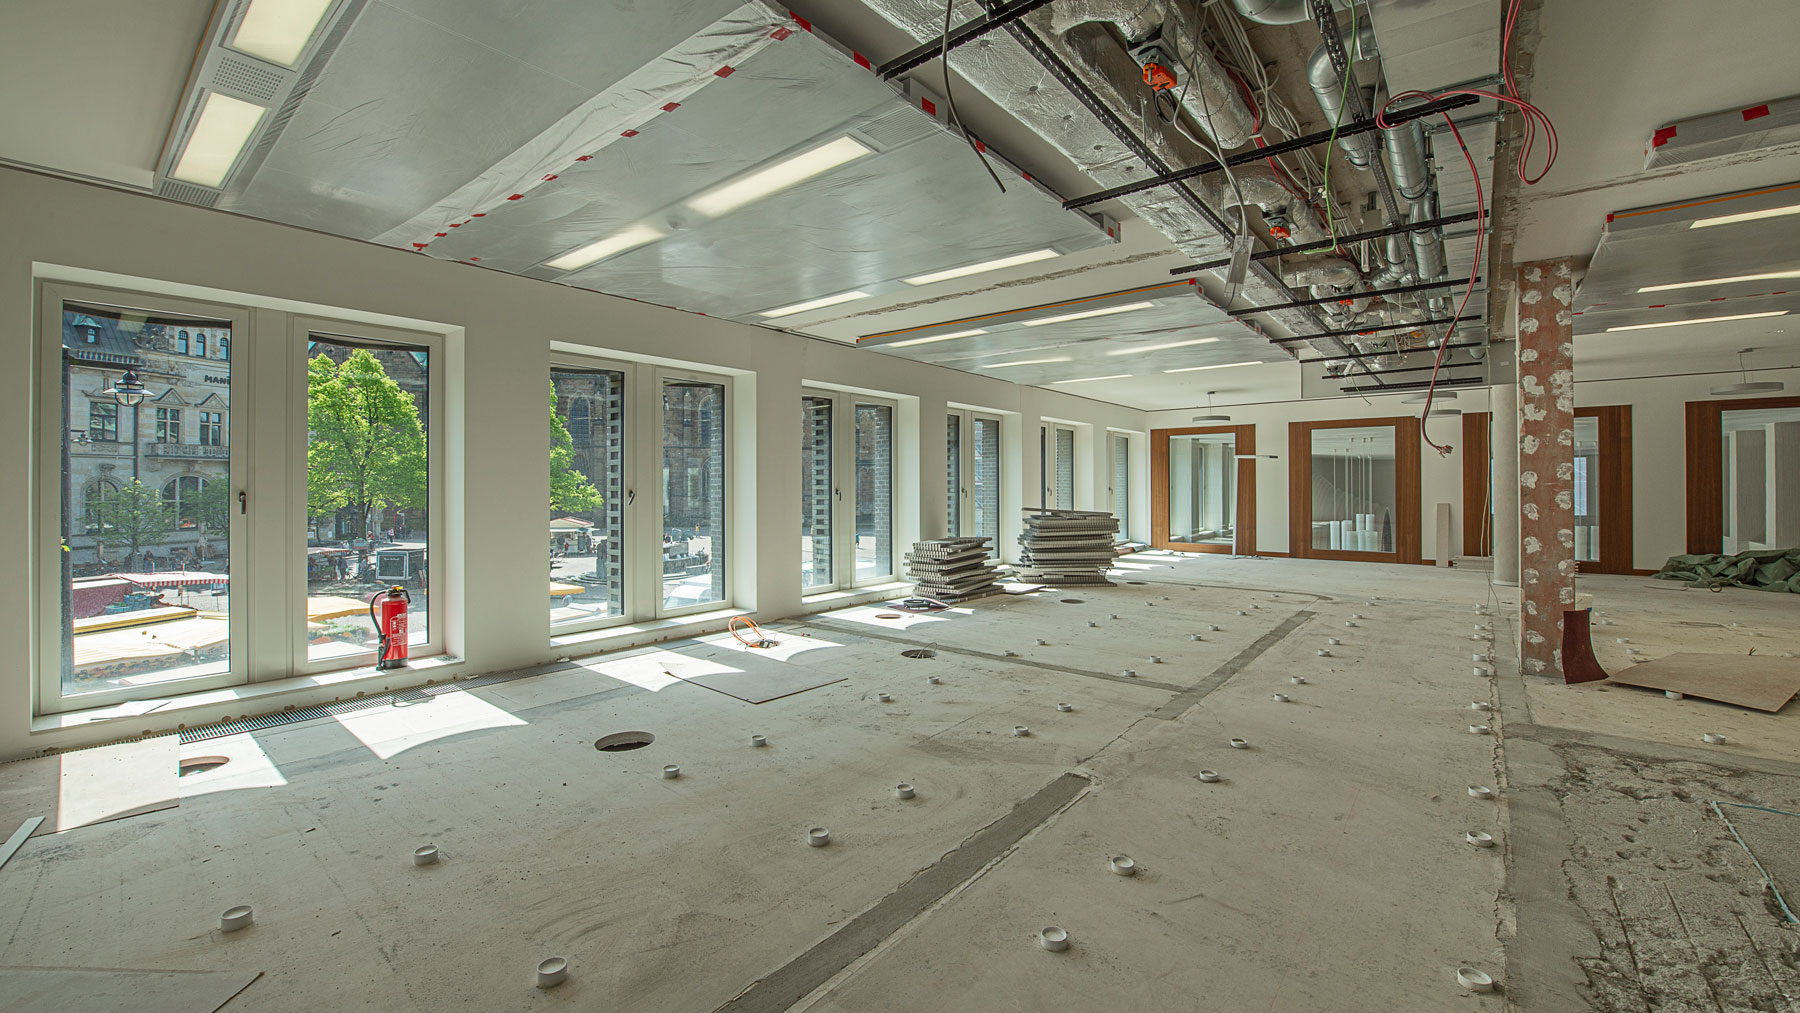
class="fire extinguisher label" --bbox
[388,612,408,654]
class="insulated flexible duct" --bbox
[1228,0,1311,25]
[1306,20,1379,169]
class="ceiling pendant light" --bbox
[1710,346,1786,396]
[1193,390,1230,423]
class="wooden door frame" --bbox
[1575,405,1634,574]
[1288,417,1422,564]
[1150,425,1255,554]
[1686,394,1800,554]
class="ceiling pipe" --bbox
[1228,0,1312,25]
[1306,20,1379,169]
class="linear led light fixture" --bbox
[1602,310,1787,332]
[545,225,666,271]
[1104,336,1220,356]
[230,0,335,67]
[1051,374,1133,384]
[1688,203,1800,229]
[169,93,268,187]
[759,290,872,318]
[903,249,1061,286]
[686,137,872,218]
[1636,269,1800,293]
[1162,360,1265,373]
[986,357,1072,368]
[889,328,988,347]
[1020,301,1156,327]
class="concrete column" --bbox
[1491,380,1520,585]
[1516,258,1577,678]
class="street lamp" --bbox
[102,371,147,406]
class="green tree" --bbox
[91,479,175,571]
[307,350,426,539]
[194,478,232,554]
[550,381,601,513]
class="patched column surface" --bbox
[1515,258,1577,677]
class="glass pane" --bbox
[305,335,432,662]
[1309,426,1397,554]
[663,379,726,609]
[1112,433,1130,540]
[1721,406,1800,554]
[550,367,624,625]
[60,303,233,699]
[1573,416,1600,562]
[946,413,961,537]
[1168,433,1235,545]
[855,403,893,580]
[973,417,1000,557]
[1055,428,1075,510]
[802,396,833,589]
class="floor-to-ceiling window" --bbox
[802,389,896,592]
[950,408,1004,557]
[1573,415,1600,564]
[1041,422,1076,509]
[855,403,894,581]
[549,364,626,626]
[1151,425,1254,554]
[801,395,834,589]
[946,413,961,537]
[1109,433,1132,541]
[662,377,728,612]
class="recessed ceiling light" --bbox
[1689,202,1800,229]
[1636,269,1800,293]
[1051,374,1133,384]
[230,0,334,68]
[686,137,872,218]
[1603,310,1788,332]
[888,328,988,347]
[903,250,1061,286]
[1019,301,1156,327]
[1162,360,1265,373]
[986,357,1072,368]
[545,224,667,271]
[1104,337,1221,356]
[758,290,872,318]
[169,92,268,188]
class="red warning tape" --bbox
[1743,104,1770,121]
[1651,125,1677,148]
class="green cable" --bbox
[1296,2,1358,256]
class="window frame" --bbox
[1108,431,1132,542]
[1286,417,1422,564]
[549,354,636,635]
[34,280,252,715]
[652,366,734,618]
[1039,422,1077,510]
[1151,425,1256,554]
[801,387,898,593]
[289,315,448,676]
[949,407,1004,558]
[1683,394,1800,555]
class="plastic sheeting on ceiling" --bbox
[214,0,1112,323]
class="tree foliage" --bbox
[549,381,601,514]
[194,478,232,536]
[307,350,426,534]
[90,479,175,569]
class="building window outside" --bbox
[195,332,206,357]
[155,407,181,443]
[88,401,118,442]
[162,475,205,530]
[177,330,188,353]
[199,410,223,446]
[946,413,961,537]
[801,395,833,590]
[549,367,625,627]
[854,403,893,581]
[662,378,727,611]
[219,336,230,360]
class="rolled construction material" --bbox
[1291,676,1306,685]
[1209,624,1221,632]
[1040,926,1070,952]
[1122,669,1137,678]
[413,844,439,866]
[1327,637,1340,645]
[1457,966,1496,992]
[1109,855,1137,877]
[895,783,915,799]
[1149,656,1162,664]
[807,827,830,847]
[536,957,569,988]
[220,905,254,932]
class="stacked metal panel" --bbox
[904,537,1004,602]
[1016,510,1120,586]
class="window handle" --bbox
[238,490,247,514]
[626,489,636,506]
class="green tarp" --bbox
[1655,548,1800,592]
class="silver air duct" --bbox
[1229,0,1312,25]
[1306,20,1378,169]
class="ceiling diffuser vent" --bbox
[213,57,285,103]
[157,180,222,207]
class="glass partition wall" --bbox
[1151,425,1253,554]
[1720,405,1800,554]
[1288,417,1420,563]
[1573,415,1600,564]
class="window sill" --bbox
[31,654,466,738]
[799,581,913,612]
[551,606,747,657]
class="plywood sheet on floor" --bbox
[0,967,259,1013]
[0,736,179,836]
[659,644,846,703]
[1607,653,1800,712]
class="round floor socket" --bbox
[1327,637,1340,645]
[927,675,942,685]
[1056,702,1074,712]
[1229,737,1248,749]
[1468,724,1491,735]
[1110,614,1120,620]
[751,734,768,747]
[1004,650,1018,657]
[1088,621,1098,628]
[1465,831,1495,848]
[1190,633,1204,641]
[413,844,439,866]
[1036,639,1048,646]
[895,783,915,800]
[1318,649,1331,657]
[1109,855,1137,877]
[1469,785,1494,800]
[1040,926,1070,952]
[1236,610,1247,616]
[1615,637,1630,643]
[1456,966,1496,992]
[220,905,254,932]
[1351,613,1365,620]
[1702,732,1727,744]
[1209,624,1221,632]
[807,827,831,847]
[1122,669,1137,678]
[1013,725,1030,737]
[877,692,893,703]
[1345,621,1358,628]
[1149,656,1162,664]
[1474,667,1491,678]
[1197,769,1222,782]
[1291,676,1306,685]
[536,957,569,989]
[662,764,681,779]
[1472,653,1490,663]
[1469,701,1491,711]
[1272,693,1289,703]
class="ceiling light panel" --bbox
[987,357,1072,368]
[902,249,1061,286]
[169,92,268,187]
[1051,374,1133,383]
[1689,202,1800,229]
[1636,270,1800,293]
[546,225,667,271]
[1603,310,1788,332]
[759,290,872,318]
[888,328,988,347]
[686,136,873,218]
[1162,361,1266,373]
[230,0,336,68]
[1104,337,1220,356]
[1021,302,1156,326]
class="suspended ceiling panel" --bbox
[210,0,1110,322]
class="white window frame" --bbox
[550,354,636,634]
[1040,422,1077,510]
[289,316,448,676]
[948,407,1004,557]
[651,366,734,618]
[1108,431,1132,541]
[34,281,252,715]
[801,387,898,593]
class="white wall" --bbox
[0,167,1148,758]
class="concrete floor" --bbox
[2,555,1797,1011]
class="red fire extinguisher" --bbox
[369,585,410,670]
